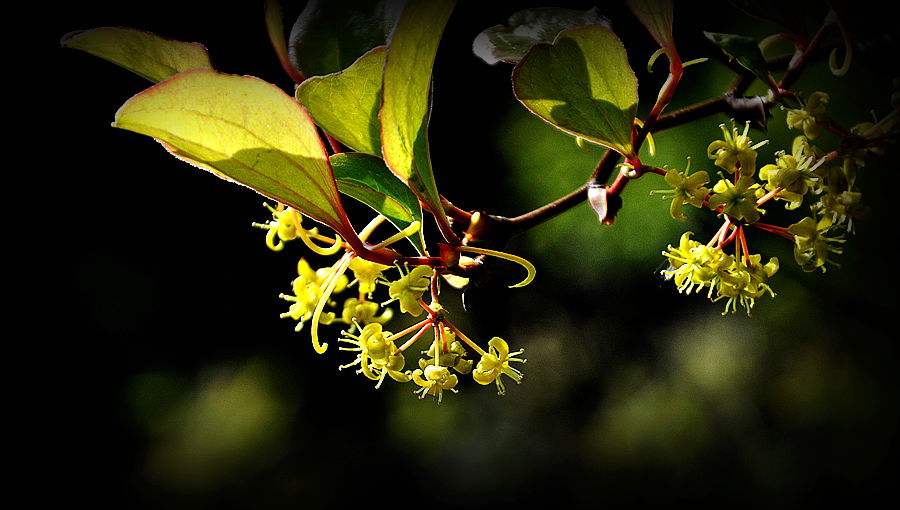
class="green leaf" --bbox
[331,153,425,253]
[265,0,304,83]
[627,0,675,52]
[513,25,639,156]
[704,32,769,82]
[297,46,385,156]
[113,69,349,234]
[61,27,212,83]
[381,0,455,215]
[472,7,608,65]
[727,0,807,35]
[288,0,399,77]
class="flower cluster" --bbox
[654,82,894,313]
[254,206,529,402]
[661,232,778,315]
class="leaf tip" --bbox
[59,29,83,48]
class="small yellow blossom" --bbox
[418,328,472,374]
[714,255,779,315]
[339,298,392,330]
[786,91,829,139]
[347,257,390,296]
[385,265,434,317]
[278,258,347,331]
[707,122,768,176]
[473,337,526,395]
[338,323,411,388]
[412,365,459,403]
[252,203,302,251]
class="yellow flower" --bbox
[278,258,347,331]
[252,203,343,254]
[418,328,472,374]
[338,323,411,388]
[339,298,392,330]
[385,265,434,317]
[707,122,768,176]
[661,232,732,296]
[786,91,829,139]
[412,365,459,403]
[347,257,390,297]
[714,255,778,315]
[473,337,526,395]
[252,203,302,251]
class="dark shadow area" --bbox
[39,0,900,508]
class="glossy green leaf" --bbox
[113,69,348,233]
[472,7,608,65]
[288,0,400,77]
[297,46,385,156]
[513,25,639,156]
[627,0,675,52]
[61,27,211,83]
[331,153,425,253]
[704,32,769,82]
[381,0,455,213]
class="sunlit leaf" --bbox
[513,25,639,156]
[61,27,211,83]
[704,31,769,82]
[331,153,425,253]
[288,0,400,77]
[472,7,608,65]
[381,0,455,216]
[113,70,348,233]
[297,46,385,156]
[627,0,675,52]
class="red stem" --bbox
[739,226,750,264]
[325,133,343,154]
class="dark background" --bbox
[46,0,898,507]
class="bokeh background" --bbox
[50,0,898,507]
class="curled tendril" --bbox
[758,33,790,58]
[829,39,852,77]
[648,48,706,74]
[633,118,656,157]
[372,221,421,249]
[357,215,387,242]
[682,57,708,68]
[457,246,536,288]
[647,47,666,73]
[827,10,852,77]
[310,252,354,354]
[297,226,343,255]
